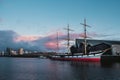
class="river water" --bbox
[0,57,120,80]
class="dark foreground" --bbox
[0,58,120,80]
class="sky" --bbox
[0,0,120,52]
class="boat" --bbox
[50,54,101,62]
[50,19,107,62]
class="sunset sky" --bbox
[0,0,120,52]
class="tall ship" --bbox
[50,19,115,62]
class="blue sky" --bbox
[1,0,120,40]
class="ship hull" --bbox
[50,54,101,62]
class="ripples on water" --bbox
[0,58,120,80]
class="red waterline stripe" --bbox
[51,57,100,62]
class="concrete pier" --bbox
[101,55,120,63]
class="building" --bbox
[70,39,120,55]
[18,48,24,55]
[75,39,120,47]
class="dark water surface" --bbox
[0,58,120,80]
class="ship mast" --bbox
[80,19,91,55]
[64,24,74,53]
[56,32,59,53]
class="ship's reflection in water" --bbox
[0,58,120,80]
[69,61,120,80]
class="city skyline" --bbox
[0,0,120,52]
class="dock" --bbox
[101,55,120,63]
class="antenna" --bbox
[80,19,91,55]
[64,24,74,53]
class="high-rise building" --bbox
[18,48,24,55]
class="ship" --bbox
[50,19,110,62]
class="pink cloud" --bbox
[44,32,65,50]
[14,35,40,42]
[45,40,64,50]
[45,41,57,49]
[13,31,66,51]
[47,31,65,39]
[69,33,90,39]
[70,32,109,39]
[85,32,111,38]
[13,30,110,51]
